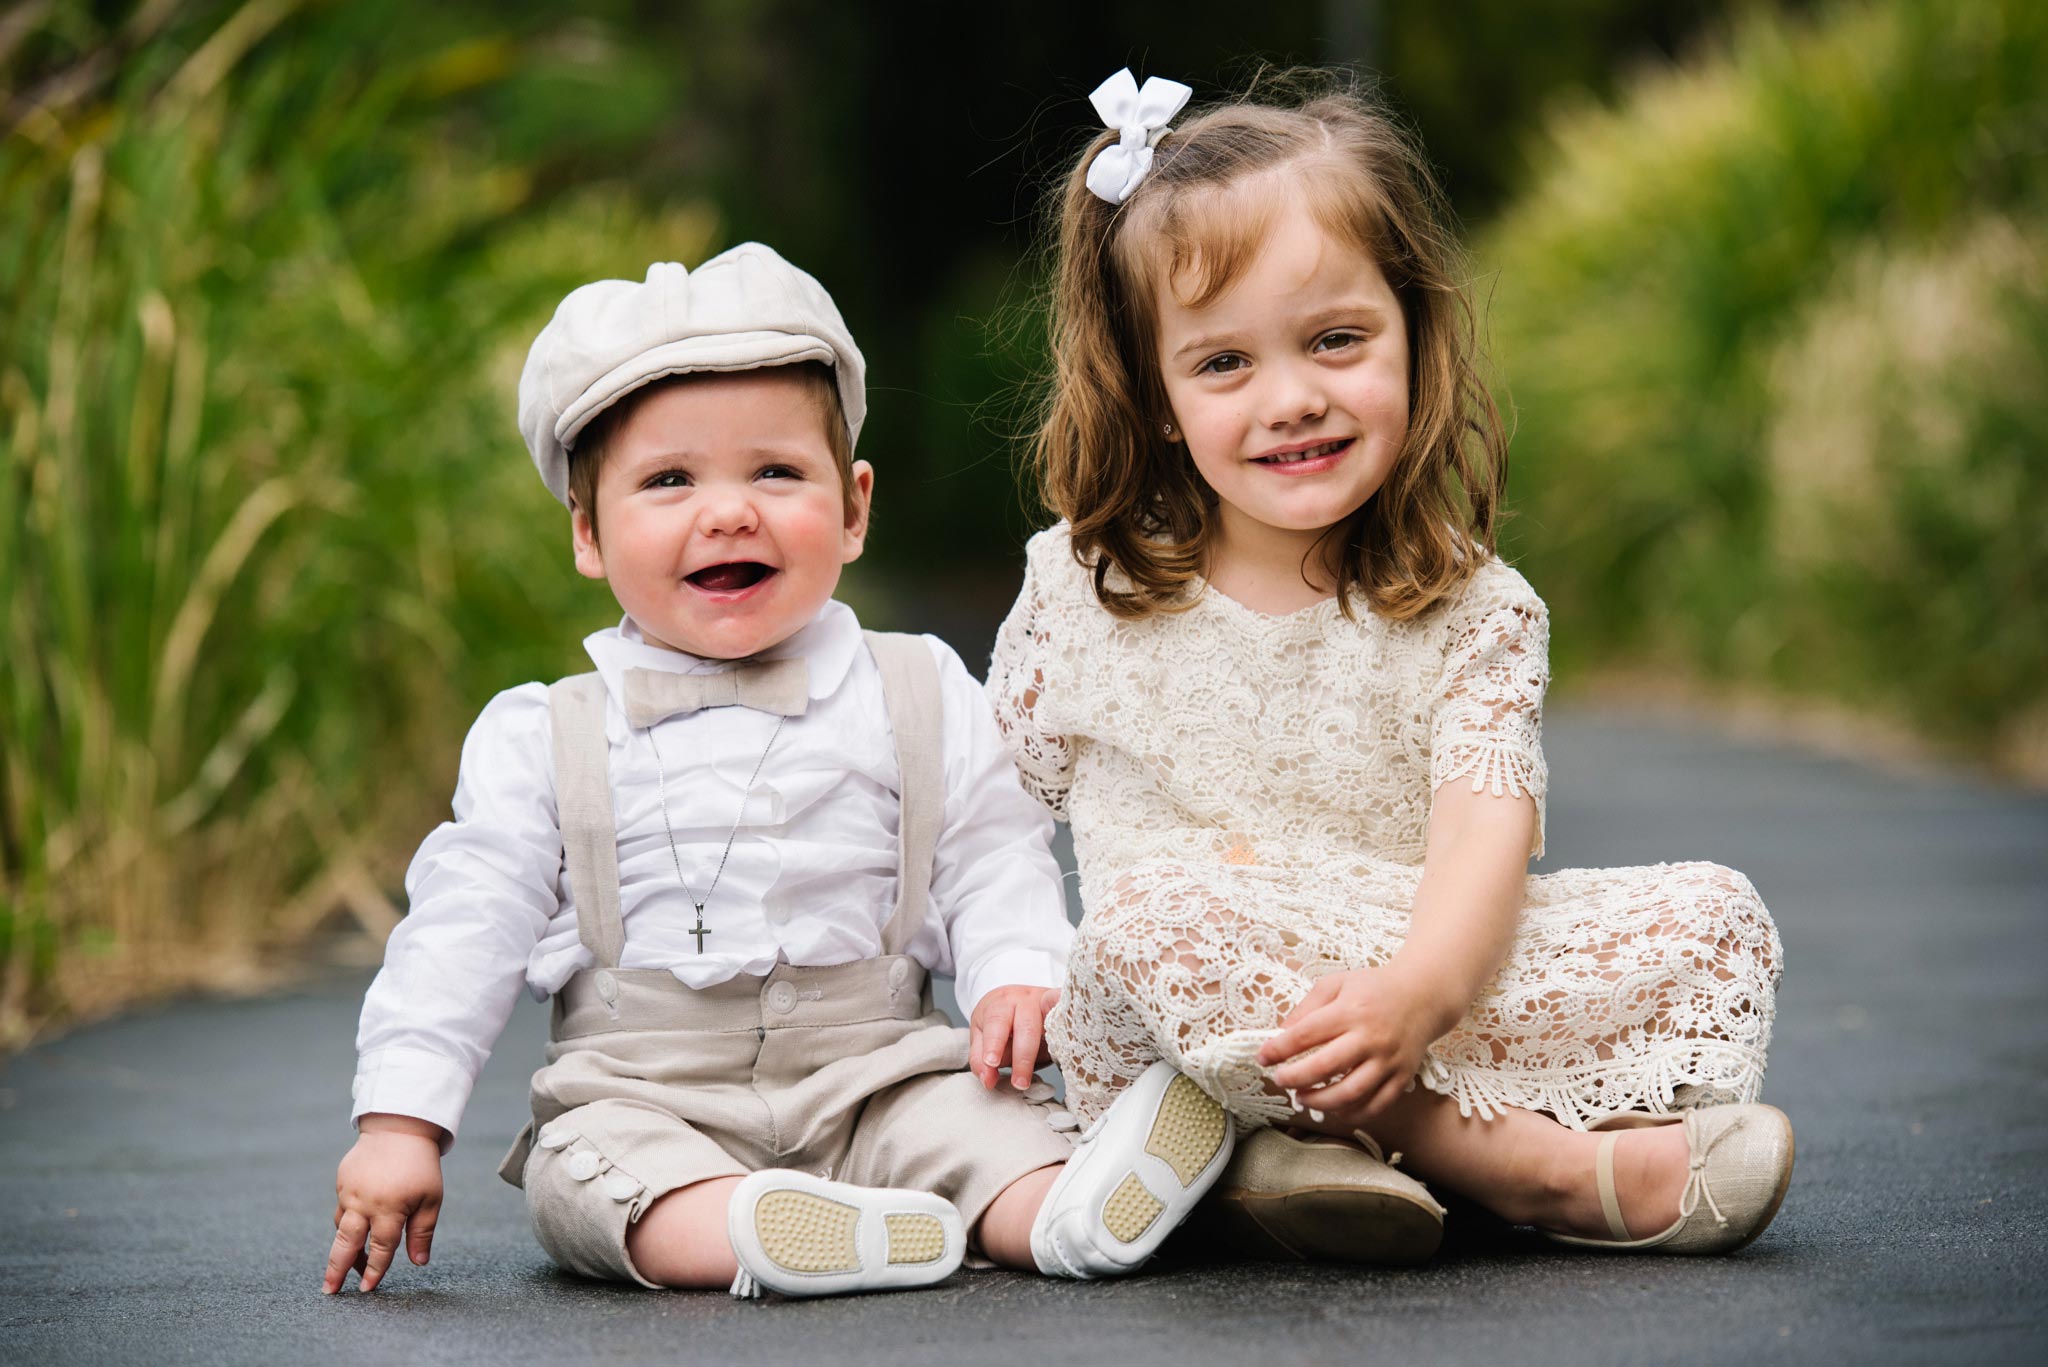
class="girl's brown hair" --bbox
[1032,69,1508,620]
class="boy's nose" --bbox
[695,487,761,535]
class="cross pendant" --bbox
[690,907,711,953]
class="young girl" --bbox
[988,69,1793,1257]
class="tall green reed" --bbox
[1484,0,2048,768]
[1,0,713,1037]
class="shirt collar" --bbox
[581,599,865,715]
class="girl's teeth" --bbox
[1265,441,1341,463]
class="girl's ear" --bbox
[570,499,605,580]
[1161,416,1184,444]
[840,459,876,562]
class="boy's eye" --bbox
[1198,353,1246,375]
[648,470,691,489]
[757,464,800,480]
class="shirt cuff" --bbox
[953,948,1064,1022]
[351,1046,477,1153]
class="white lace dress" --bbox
[987,524,1781,1132]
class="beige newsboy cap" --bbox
[517,242,867,506]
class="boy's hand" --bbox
[324,1114,447,1294]
[969,986,1060,1090]
[1257,966,1457,1129]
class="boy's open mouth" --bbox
[686,561,776,592]
[1253,438,1352,465]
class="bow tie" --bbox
[621,658,810,727]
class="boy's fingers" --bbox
[979,1001,1015,1076]
[1009,1008,1042,1087]
[968,1022,989,1087]
[324,1211,369,1293]
[406,1196,440,1266]
[358,1213,404,1292]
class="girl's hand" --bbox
[1257,966,1458,1126]
[969,985,1061,1089]
[324,1114,447,1293]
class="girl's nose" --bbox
[1259,360,1328,428]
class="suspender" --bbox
[864,631,945,960]
[548,674,627,969]
[546,631,945,969]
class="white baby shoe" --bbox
[727,1169,965,1299]
[1030,1060,1235,1279]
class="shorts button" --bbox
[567,1150,602,1181]
[888,961,910,988]
[767,981,798,1014]
[594,969,618,1002]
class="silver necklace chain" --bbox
[648,714,785,945]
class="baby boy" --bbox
[321,244,1235,1298]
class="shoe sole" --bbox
[1099,1075,1231,1246]
[1034,1066,1236,1277]
[1207,1185,1445,1265]
[1144,1074,1231,1187]
[751,1190,952,1275]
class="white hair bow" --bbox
[1084,68,1193,205]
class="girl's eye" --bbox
[1314,329,1364,353]
[758,465,800,481]
[649,471,691,489]
[1198,353,1246,375]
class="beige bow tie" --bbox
[622,658,810,727]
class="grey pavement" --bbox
[3,705,2045,1365]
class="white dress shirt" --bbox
[352,600,1073,1144]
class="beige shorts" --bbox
[497,957,1075,1286]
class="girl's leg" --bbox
[1300,1090,1689,1238]
[622,1175,744,1288]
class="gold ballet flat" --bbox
[1198,1127,1446,1265]
[1543,1103,1795,1255]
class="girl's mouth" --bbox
[1252,438,1352,468]
[685,562,776,593]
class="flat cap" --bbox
[517,243,866,505]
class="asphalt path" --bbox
[3,704,2045,1366]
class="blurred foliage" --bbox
[1485,0,2048,767]
[0,0,731,1035]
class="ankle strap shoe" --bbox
[1544,1104,1795,1255]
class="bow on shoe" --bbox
[1676,1109,1744,1228]
[1085,68,1194,204]
[622,658,810,727]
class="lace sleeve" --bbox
[1429,571,1550,856]
[985,543,1077,819]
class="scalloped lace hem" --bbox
[1177,1029,1769,1134]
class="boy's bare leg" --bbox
[1295,1088,1688,1238]
[623,1175,744,1288]
[971,1163,1064,1269]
